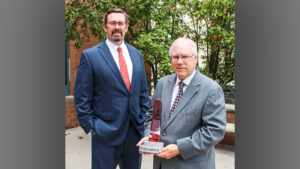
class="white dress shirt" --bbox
[170,69,196,109]
[106,39,133,82]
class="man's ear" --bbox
[195,54,199,61]
[102,23,107,32]
[125,23,129,33]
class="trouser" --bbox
[91,122,142,169]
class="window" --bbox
[65,23,70,95]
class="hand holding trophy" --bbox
[139,99,164,153]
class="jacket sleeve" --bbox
[74,51,94,134]
[138,52,150,123]
[176,85,226,160]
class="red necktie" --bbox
[117,47,131,91]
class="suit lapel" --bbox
[163,70,202,130]
[161,75,176,129]
[98,41,129,93]
[127,44,137,95]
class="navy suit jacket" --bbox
[74,40,149,146]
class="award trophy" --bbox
[139,99,164,153]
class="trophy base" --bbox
[139,141,164,154]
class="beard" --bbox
[111,30,123,42]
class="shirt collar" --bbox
[175,69,196,86]
[105,39,126,51]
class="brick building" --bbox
[65,32,101,128]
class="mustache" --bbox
[112,30,122,35]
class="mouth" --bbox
[111,30,123,42]
[112,30,122,36]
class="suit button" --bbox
[162,133,166,136]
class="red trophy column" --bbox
[149,99,162,142]
[139,99,164,153]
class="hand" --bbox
[136,137,149,146]
[136,137,152,155]
[156,144,180,159]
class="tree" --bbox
[65,0,188,89]
[184,0,235,87]
[132,0,188,88]
[65,0,235,91]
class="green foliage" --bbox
[65,0,235,89]
[184,0,235,87]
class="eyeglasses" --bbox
[107,21,126,27]
[171,54,195,62]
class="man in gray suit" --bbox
[137,37,226,169]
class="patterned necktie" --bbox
[117,47,131,91]
[169,81,184,118]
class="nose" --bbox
[177,57,184,64]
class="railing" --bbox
[223,85,235,104]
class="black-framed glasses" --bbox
[107,21,126,27]
[171,54,195,62]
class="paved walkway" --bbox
[66,127,234,169]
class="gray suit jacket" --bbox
[145,70,226,169]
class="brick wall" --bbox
[226,110,235,123]
[69,36,101,96]
[65,96,79,129]
[66,31,100,129]
[220,104,235,146]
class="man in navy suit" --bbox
[74,8,150,169]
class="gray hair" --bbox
[169,37,198,57]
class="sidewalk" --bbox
[66,127,234,169]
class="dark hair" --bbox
[103,8,129,24]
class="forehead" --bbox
[171,41,193,56]
[107,12,126,21]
